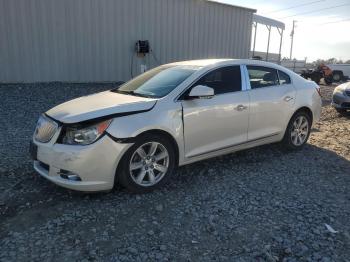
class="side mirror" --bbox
[188,85,214,99]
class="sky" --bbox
[215,0,350,62]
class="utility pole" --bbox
[290,20,296,60]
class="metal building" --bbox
[0,0,255,82]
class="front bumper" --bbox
[32,134,132,192]
[332,92,350,109]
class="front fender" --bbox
[106,102,186,165]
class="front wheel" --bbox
[117,134,175,193]
[282,111,311,150]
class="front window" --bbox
[113,65,200,98]
[193,66,242,95]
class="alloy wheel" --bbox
[291,116,309,146]
[129,142,169,187]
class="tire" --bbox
[324,77,332,85]
[117,134,175,193]
[282,111,311,150]
[332,71,343,82]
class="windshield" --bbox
[112,65,200,98]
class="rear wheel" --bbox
[332,71,343,82]
[324,77,333,85]
[117,134,175,193]
[282,111,311,150]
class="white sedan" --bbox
[30,59,322,193]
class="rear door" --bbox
[246,65,296,140]
[181,66,250,158]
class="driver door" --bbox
[181,66,250,158]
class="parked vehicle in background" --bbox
[327,64,350,82]
[332,82,350,114]
[300,65,333,85]
[30,59,322,193]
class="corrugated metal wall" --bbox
[0,0,254,82]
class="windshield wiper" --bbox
[132,92,156,98]
[112,89,133,95]
[112,89,156,98]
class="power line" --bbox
[319,17,350,25]
[266,0,326,14]
[279,3,350,19]
[298,17,350,26]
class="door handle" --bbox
[235,105,248,111]
[284,96,294,102]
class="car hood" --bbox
[46,91,157,124]
[334,82,350,92]
[341,82,350,90]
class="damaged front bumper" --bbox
[32,134,132,192]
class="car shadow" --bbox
[172,142,350,189]
[1,141,350,240]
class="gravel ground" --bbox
[0,82,349,262]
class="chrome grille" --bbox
[34,116,58,143]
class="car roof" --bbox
[168,59,288,70]
[169,59,234,67]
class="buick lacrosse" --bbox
[30,59,322,193]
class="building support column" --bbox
[252,22,257,57]
[277,28,284,64]
[266,25,271,61]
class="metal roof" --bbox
[253,14,285,30]
[206,2,283,30]
[206,0,257,12]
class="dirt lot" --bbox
[0,82,349,261]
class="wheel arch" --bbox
[112,129,180,167]
[134,129,180,166]
[282,106,313,150]
[332,70,344,75]
[113,128,180,187]
[293,106,313,124]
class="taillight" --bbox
[315,86,322,97]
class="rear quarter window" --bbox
[278,70,291,85]
[247,66,279,89]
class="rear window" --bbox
[247,66,279,89]
[278,70,291,85]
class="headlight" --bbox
[62,120,112,145]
